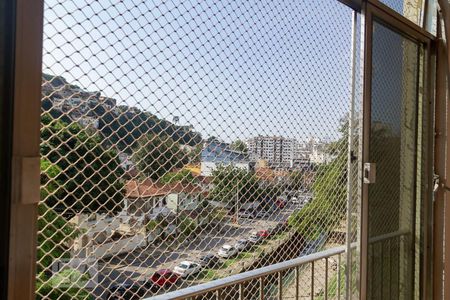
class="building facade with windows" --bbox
[247,136,298,168]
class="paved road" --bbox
[94,203,299,299]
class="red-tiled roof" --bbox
[125,179,203,198]
[255,167,289,181]
[196,175,212,184]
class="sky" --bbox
[42,0,354,143]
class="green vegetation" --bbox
[196,269,219,281]
[160,169,198,184]
[178,215,197,236]
[36,269,93,300]
[41,113,124,212]
[210,165,260,204]
[230,139,248,153]
[37,202,80,272]
[288,118,348,240]
[289,170,313,191]
[188,143,203,163]
[43,73,203,151]
[37,157,89,299]
[133,133,189,179]
[316,263,346,300]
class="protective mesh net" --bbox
[38,0,358,299]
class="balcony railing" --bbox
[149,230,409,300]
[149,245,346,300]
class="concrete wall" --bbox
[87,234,146,259]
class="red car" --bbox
[150,269,180,287]
[275,199,286,209]
[257,230,270,238]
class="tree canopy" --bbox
[288,118,348,240]
[133,133,189,180]
[41,113,124,213]
[230,139,248,153]
[209,165,260,204]
[160,169,198,184]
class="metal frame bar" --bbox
[311,261,315,300]
[0,0,17,298]
[360,2,434,299]
[360,3,372,298]
[7,0,43,299]
[346,9,359,300]
[421,30,436,300]
[368,0,435,41]
[338,0,362,11]
[433,20,447,300]
[148,246,346,300]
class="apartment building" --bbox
[247,136,298,168]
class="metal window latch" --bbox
[13,156,41,205]
[363,162,376,184]
[433,174,440,193]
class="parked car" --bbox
[173,261,202,278]
[275,198,286,209]
[218,244,238,258]
[254,209,271,219]
[235,239,252,251]
[239,209,256,219]
[291,197,300,204]
[248,231,262,244]
[199,254,220,268]
[150,269,180,287]
[107,281,156,300]
[257,230,270,238]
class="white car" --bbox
[291,197,300,204]
[173,261,202,278]
[218,245,238,258]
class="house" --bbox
[125,180,204,218]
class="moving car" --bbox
[218,244,238,258]
[150,269,180,287]
[173,261,202,278]
[199,254,220,268]
[235,239,252,251]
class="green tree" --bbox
[289,170,314,191]
[40,159,63,205]
[288,118,348,240]
[36,269,92,300]
[178,215,197,236]
[37,202,80,272]
[41,114,124,212]
[209,165,260,205]
[230,139,248,153]
[38,159,76,271]
[188,143,203,164]
[160,169,198,184]
[133,133,189,179]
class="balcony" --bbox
[1,0,450,300]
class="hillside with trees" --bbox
[41,73,203,153]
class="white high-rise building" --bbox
[247,136,298,168]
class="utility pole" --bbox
[235,184,239,225]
